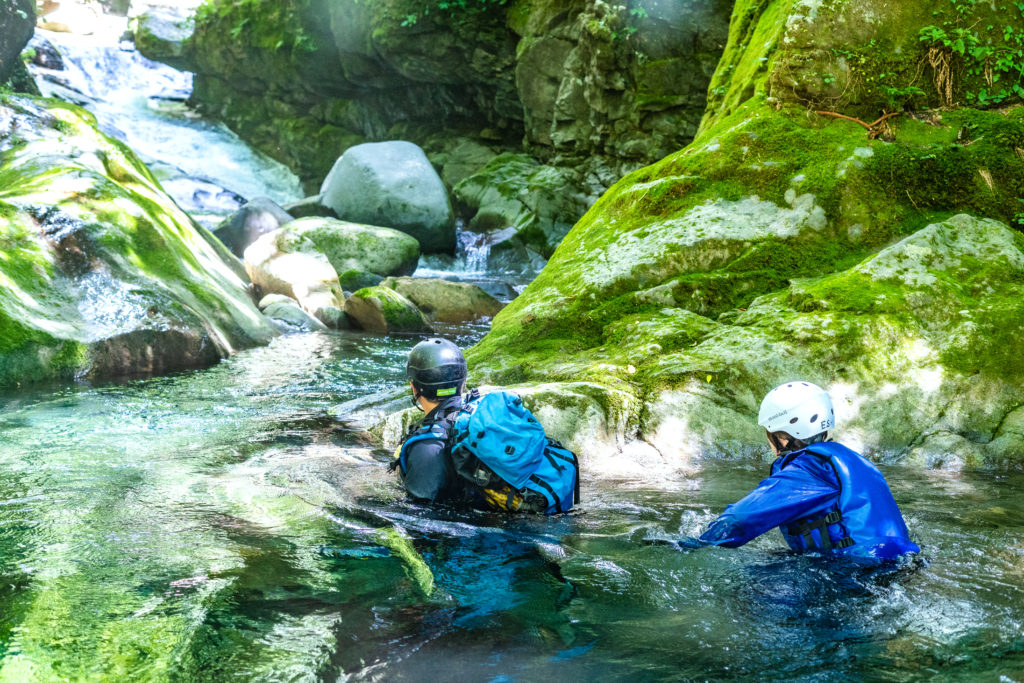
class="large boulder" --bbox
[213,197,294,257]
[344,285,432,335]
[243,229,344,322]
[468,0,1024,468]
[283,216,420,276]
[320,141,455,253]
[130,7,195,72]
[0,0,35,84]
[380,276,503,323]
[0,97,277,386]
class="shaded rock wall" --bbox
[0,0,36,84]
[165,0,731,195]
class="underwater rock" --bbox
[344,285,432,335]
[379,276,503,323]
[0,96,277,387]
[214,196,294,258]
[0,0,35,84]
[131,6,195,72]
[320,141,455,254]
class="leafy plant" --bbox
[918,0,1024,106]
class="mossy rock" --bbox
[467,0,1024,469]
[380,276,503,323]
[277,216,420,277]
[337,268,383,293]
[130,7,194,72]
[344,285,432,335]
[0,0,34,85]
[0,96,277,387]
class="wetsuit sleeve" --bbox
[401,436,455,502]
[698,461,839,548]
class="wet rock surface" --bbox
[0,96,277,386]
[344,285,433,335]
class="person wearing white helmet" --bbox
[679,381,919,559]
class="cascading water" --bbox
[27,19,303,227]
[3,9,1024,683]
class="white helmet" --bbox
[758,381,834,440]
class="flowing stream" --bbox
[4,14,1024,683]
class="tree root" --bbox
[814,110,902,139]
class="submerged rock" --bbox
[344,286,432,334]
[0,96,277,386]
[214,197,294,257]
[320,141,455,254]
[380,276,503,323]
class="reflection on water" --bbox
[0,332,1022,680]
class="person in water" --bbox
[392,337,471,504]
[679,381,919,560]
[392,337,579,513]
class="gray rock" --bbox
[320,141,455,253]
[337,269,384,292]
[276,216,420,277]
[344,285,432,334]
[131,7,195,72]
[380,276,503,323]
[283,194,338,219]
[214,197,294,257]
[1,0,35,84]
[257,293,296,310]
[262,299,330,332]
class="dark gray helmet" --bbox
[406,338,467,400]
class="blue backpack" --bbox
[447,391,580,515]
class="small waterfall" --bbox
[458,229,497,275]
[27,20,303,227]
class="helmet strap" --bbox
[411,385,425,412]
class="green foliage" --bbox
[919,0,1024,106]
[194,0,315,53]
[397,0,508,27]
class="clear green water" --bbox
[0,331,1022,682]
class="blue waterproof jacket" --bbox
[699,442,919,560]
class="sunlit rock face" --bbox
[0,96,277,386]
[468,0,1024,468]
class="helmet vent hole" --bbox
[809,414,818,423]
[789,417,798,424]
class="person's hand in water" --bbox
[638,533,704,550]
